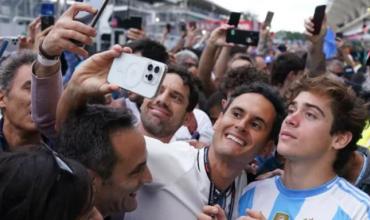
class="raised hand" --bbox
[41,2,97,58]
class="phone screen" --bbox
[264,11,274,28]
[228,12,241,27]
[312,5,326,35]
[74,0,109,27]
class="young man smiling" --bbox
[200,75,370,220]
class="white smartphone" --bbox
[108,53,167,99]
[0,37,20,58]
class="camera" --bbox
[144,63,162,85]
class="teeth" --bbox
[226,134,245,146]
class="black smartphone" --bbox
[264,11,274,28]
[74,0,109,27]
[72,0,109,46]
[312,5,326,35]
[122,17,142,30]
[129,16,142,30]
[226,29,259,46]
[40,2,55,30]
[228,12,241,27]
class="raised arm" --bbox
[31,2,97,138]
[304,16,327,76]
[197,24,233,96]
[256,23,270,56]
[56,45,132,131]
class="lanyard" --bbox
[204,147,236,220]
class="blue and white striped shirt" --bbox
[238,176,370,220]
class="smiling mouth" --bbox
[226,134,246,146]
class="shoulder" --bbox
[334,178,370,211]
[240,177,276,198]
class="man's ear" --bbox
[332,131,352,150]
[0,90,7,109]
[221,98,228,109]
[87,169,102,192]
[182,111,192,126]
[213,111,224,131]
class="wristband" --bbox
[38,40,59,60]
[37,54,59,66]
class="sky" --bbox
[209,0,328,32]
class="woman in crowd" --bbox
[0,145,102,220]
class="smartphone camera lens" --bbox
[148,64,153,71]
[154,66,160,73]
[146,74,153,81]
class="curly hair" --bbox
[287,74,368,173]
[220,66,269,97]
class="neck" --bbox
[341,151,364,184]
[137,123,172,143]
[283,158,336,190]
[207,147,245,191]
[3,119,41,151]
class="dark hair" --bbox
[0,147,93,220]
[167,64,199,112]
[126,39,169,63]
[287,75,368,173]
[57,104,136,180]
[0,50,36,93]
[220,66,269,97]
[229,53,253,65]
[224,83,286,144]
[270,52,305,86]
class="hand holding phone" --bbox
[40,2,98,58]
[108,54,167,98]
[71,0,109,46]
[312,5,326,35]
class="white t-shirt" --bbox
[238,176,370,219]
[125,137,248,220]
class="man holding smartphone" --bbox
[32,3,151,220]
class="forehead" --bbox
[110,128,146,173]
[162,73,190,96]
[292,91,333,116]
[293,92,331,110]
[228,93,276,124]
[11,64,32,86]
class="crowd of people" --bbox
[1,2,370,220]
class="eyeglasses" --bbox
[42,142,73,174]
